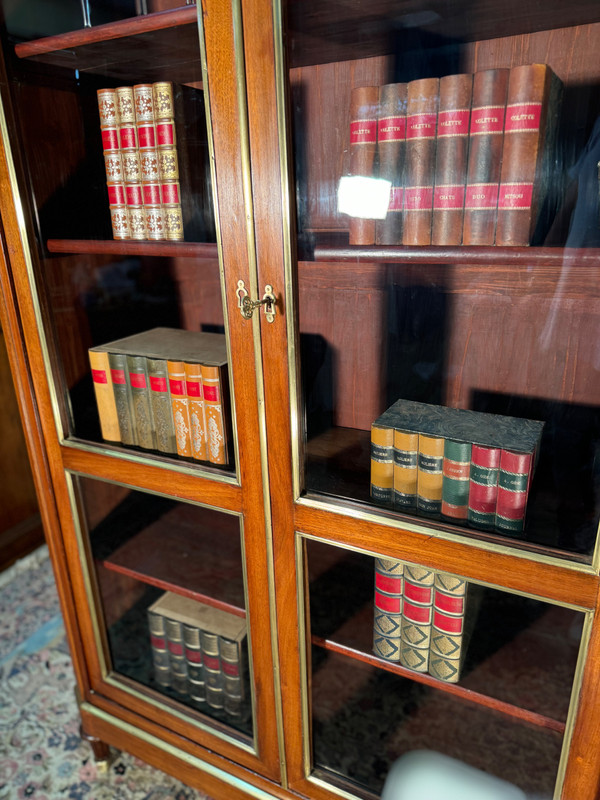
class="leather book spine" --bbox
[147,357,177,455]
[376,82,407,245]
[154,82,184,241]
[393,429,418,512]
[148,609,171,688]
[416,433,444,517]
[373,557,404,662]
[495,449,534,535]
[370,424,394,506]
[201,630,225,711]
[348,86,379,245]
[441,439,471,522]
[462,68,509,245]
[116,85,147,240]
[167,360,193,458]
[126,354,156,450]
[184,361,208,462]
[183,624,206,704]
[400,564,435,673]
[88,349,120,442]
[97,88,129,240]
[201,364,228,465]
[108,351,137,446]
[432,73,472,245]
[467,444,501,529]
[403,77,439,246]
[220,635,244,718]
[165,616,188,695]
[135,83,165,240]
[495,64,562,246]
[429,572,469,683]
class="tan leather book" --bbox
[167,359,193,458]
[201,363,228,465]
[348,85,379,245]
[88,348,120,442]
[403,77,439,246]
[495,63,563,246]
[432,73,473,245]
[184,361,208,462]
[376,82,407,245]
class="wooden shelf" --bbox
[47,239,218,258]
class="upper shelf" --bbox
[47,239,218,259]
[13,6,202,84]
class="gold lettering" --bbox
[412,123,432,130]
[505,193,524,199]
[511,114,535,121]
[440,120,462,126]
[475,116,498,124]
[440,194,455,200]
[473,194,486,199]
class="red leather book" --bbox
[429,572,470,684]
[403,77,439,246]
[348,85,379,245]
[97,88,129,240]
[495,449,534,536]
[373,557,404,662]
[154,82,184,241]
[400,564,434,673]
[135,83,165,241]
[467,444,501,530]
[376,82,407,245]
[116,85,147,241]
[432,73,472,246]
[495,63,563,246]
[462,68,509,245]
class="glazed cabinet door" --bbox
[241,1,600,798]
[0,0,282,786]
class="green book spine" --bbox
[429,572,469,683]
[108,352,137,446]
[400,564,434,673]
[147,357,177,454]
[441,439,471,522]
[373,557,404,661]
[371,425,394,506]
[126,354,156,450]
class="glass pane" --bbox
[0,5,233,472]
[286,2,600,560]
[306,539,583,798]
[77,475,252,739]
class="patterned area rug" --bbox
[0,546,209,800]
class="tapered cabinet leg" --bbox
[80,724,111,769]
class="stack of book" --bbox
[373,556,477,683]
[89,327,230,466]
[147,591,246,719]
[347,62,562,246]
[97,81,184,241]
[370,399,544,536]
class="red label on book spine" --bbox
[470,105,505,135]
[169,379,185,396]
[375,573,403,594]
[378,116,406,141]
[222,661,240,677]
[404,583,433,604]
[110,369,126,385]
[504,102,542,132]
[375,590,402,614]
[437,109,470,137]
[101,127,119,151]
[389,186,404,211]
[168,641,183,657]
[433,610,464,634]
[126,184,143,206]
[350,119,377,145]
[498,183,534,209]
[435,594,464,614]
[404,186,433,210]
[149,376,167,392]
[406,113,437,139]
[203,654,220,671]
[119,126,137,150]
[443,458,470,479]
[142,183,161,205]
[107,184,126,206]
[433,185,465,210]
[129,373,146,389]
[404,600,432,624]
[465,183,499,210]
[150,635,166,649]
[92,369,108,384]
[156,121,175,146]
[161,183,180,204]
[186,380,201,398]
[137,123,156,148]
[185,649,202,664]
[203,385,219,402]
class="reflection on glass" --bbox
[77,476,252,738]
[306,539,582,798]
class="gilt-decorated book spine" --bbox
[376,82,407,245]
[134,83,165,241]
[432,73,472,245]
[400,564,435,673]
[108,352,137,446]
[429,572,469,683]
[147,357,177,455]
[441,439,471,522]
[393,429,418,512]
[201,364,228,465]
[165,616,188,695]
[97,88,129,240]
[370,424,394,506]
[219,635,244,718]
[468,444,501,530]
[495,449,534,535]
[184,362,208,462]
[116,85,147,240]
[154,81,184,241]
[348,85,379,245]
[126,354,156,450]
[403,77,439,246]
[416,433,444,517]
[201,630,224,711]
[167,360,193,458]
[462,68,509,245]
[373,557,404,662]
[183,624,206,705]
[88,349,120,442]
[148,609,171,688]
[495,63,562,246]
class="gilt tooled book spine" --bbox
[154,82,184,241]
[429,572,469,683]
[201,364,228,465]
[184,361,208,462]
[183,624,206,704]
[393,429,418,512]
[462,68,509,245]
[116,85,147,240]
[97,88,129,240]
[495,449,534,536]
[416,433,444,517]
[219,635,245,718]
[441,439,471,522]
[147,358,177,455]
[148,609,171,688]
[167,360,193,458]
[135,83,165,241]
[495,64,562,246]
[467,444,501,530]
[432,73,472,245]
[400,564,435,673]
[373,557,404,662]
[370,424,394,506]
[88,348,120,442]
[403,77,439,246]
[201,630,225,711]
[126,354,156,450]
[348,86,379,245]
[108,352,137,446]
[376,83,407,245]
[165,616,188,695]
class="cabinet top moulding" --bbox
[13,5,197,60]
[47,239,217,259]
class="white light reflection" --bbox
[337,175,391,220]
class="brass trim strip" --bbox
[80,702,275,800]
[295,535,312,778]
